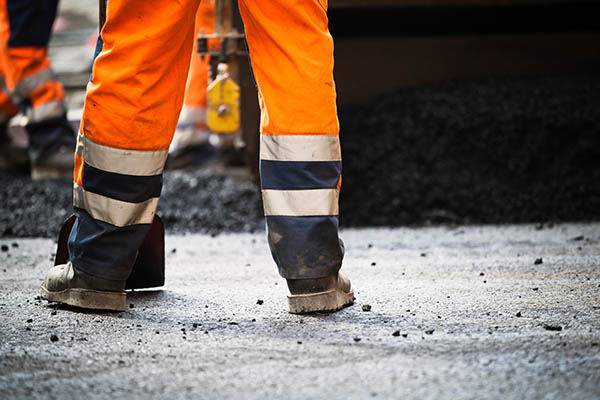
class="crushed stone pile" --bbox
[0,171,263,238]
[339,74,600,226]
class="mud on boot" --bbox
[40,262,126,312]
[287,273,355,314]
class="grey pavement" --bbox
[1,223,599,399]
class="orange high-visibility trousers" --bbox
[71,0,343,280]
[0,0,66,125]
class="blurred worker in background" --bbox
[0,0,75,179]
[167,0,218,169]
[40,0,353,314]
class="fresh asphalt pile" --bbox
[0,171,263,238]
[339,74,600,226]
[1,74,599,238]
[157,171,263,235]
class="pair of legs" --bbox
[41,0,352,313]
[0,0,74,178]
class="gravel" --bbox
[338,74,600,226]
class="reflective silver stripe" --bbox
[262,189,339,216]
[28,100,65,122]
[77,132,168,176]
[73,183,158,227]
[260,134,341,162]
[12,68,55,102]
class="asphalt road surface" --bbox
[1,223,599,399]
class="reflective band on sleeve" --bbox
[260,134,341,162]
[73,183,158,227]
[28,100,65,122]
[77,132,168,176]
[262,189,339,216]
[12,68,55,102]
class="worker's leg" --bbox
[0,62,27,172]
[181,0,215,128]
[168,0,217,168]
[239,0,350,311]
[0,0,74,178]
[66,0,200,285]
[0,72,17,125]
[0,69,17,125]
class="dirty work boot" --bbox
[26,116,75,180]
[286,273,354,314]
[166,123,217,170]
[0,123,29,173]
[40,262,126,311]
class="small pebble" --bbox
[50,334,59,342]
[480,272,485,276]
[1,244,8,252]
[543,324,562,331]
[401,333,408,338]
[129,303,134,309]
[26,318,32,323]
[420,253,426,257]
[371,262,376,266]
[256,299,264,305]
[532,287,539,291]
[516,312,522,317]
[11,242,18,248]
[297,341,303,345]
[362,304,372,312]
[392,330,400,337]
[534,258,543,265]
[353,337,361,342]
[424,329,435,335]
[50,310,57,316]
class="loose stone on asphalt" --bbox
[0,223,599,399]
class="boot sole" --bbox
[288,288,355,314]
[40,285,126,312]
[31,166,73,180]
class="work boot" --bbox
[0,123,29,173]
[26,116,75,180]
[40,262,126,311]
[286,273,355,314]
[166,123,217,170]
